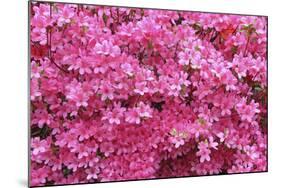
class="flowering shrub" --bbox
[30,2,267,186]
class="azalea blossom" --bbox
[196,141,211,163]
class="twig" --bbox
[243,34,251,57]
[48,3,69,74]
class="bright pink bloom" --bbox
[196,141,211,163]
[102,103,126,125]
[93,40,121,57]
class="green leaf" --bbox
[198,118,206,126]
[180,84,187,96]
[231,46,238,54]
[96,148,105,158]
[102,13,108,24]
[241,24,256,36]
[195,45,200,51]
[192,23,201,31]
[62,166,73,178]
[170,128,177,136]
[147,41,153,50]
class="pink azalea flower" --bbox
[134,81,149,95]
[31,137,50,155]
[86,167,100,180]
[57,5,75,27]
[102,103,126,125]
[136,102,153,118]
[66,81,89,107]
[208,136,218,150]
[33,4,50,17]
[32,109,52,128]
[169,136,185,148]
[99,82,114,101]
[30,79,41,100]
[244,145,260,160]
[196,141,211,163]
[178,50,190,66]
[125,109,141,124]
[121,62,134,76]
[236,98,260,123]
[93,40,121,57]
[31,167,49,185]
[118,22,135,37]
[70,144,90,159]
[68,57,92,75]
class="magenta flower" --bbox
[99,82,114,101]
[67,53,92,75]
[196,141,211,163]
[94,40,121,57]
[178,50,190,66]
[236,98,260,123]
[31,166,50,185]
[31,137,50,155]
[125,109,141,124]
[136,102,153,118]
[134,81,149,96]
[57,5,75,27]
[208,136,218,150]
[66,80,89,107]
[102,103,126,125]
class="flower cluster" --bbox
[30,2,267,187]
